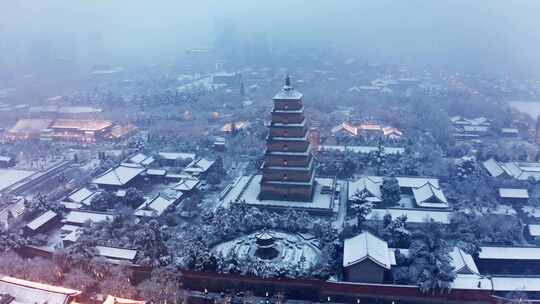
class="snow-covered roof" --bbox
[129,153,148,164]
[62,227,82,243]
[0,155,12,162]
[529,224,540,237]
[67,187,96,204]
[494,161,540,180]
[0,169,35,192]
[479,246,540,260]
[452,116,490,127]
[343,232,394,269]
[500,128,519,134]
[354,176,439,189]
[184,158,215,174]
[348,177,382,202]
[501,162,522,177]
[92,164,145,186]
[50,119,112,132]
[397,177,439,188]
[382,127,403,137]
[0,276,81,304]
[60,201,83,210]
[412,183,448,208]
[95,246,137,261]
[449,247,479,274]
[331,122,358,136]
[127,153,155,167]
[482,158,504,177]
[498,188,529,199]
[25,210,58,231]
[64,210,113,225]
[146,169,167,176]
[450,116,462,123]
[463,125,489,133]
[141,156,155,166]
[158,152,196,161]
[469,117,489,125]
[174,177,200,192]
[134,195,175,217]
[165,173,192,179]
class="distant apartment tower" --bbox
[259,76,315,201]
[185,48,215,73]
[536,115,540,145]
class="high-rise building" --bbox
[259,76,315,201]
[536,115,540,145]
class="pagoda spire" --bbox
[283,75,292,91]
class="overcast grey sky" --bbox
[1,0,540,76]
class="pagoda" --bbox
[259,76,315,202]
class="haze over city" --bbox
[2,1,540,77]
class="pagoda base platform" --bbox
[221,174,338,215]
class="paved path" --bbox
[332,180,348,230]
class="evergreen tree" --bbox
[381,177,401,205]
[409,221,455,294]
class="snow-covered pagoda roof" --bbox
[255,230,274,241]
[273,76,303,100]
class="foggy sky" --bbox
[1,0,540,77]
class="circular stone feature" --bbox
[212,230,321,270]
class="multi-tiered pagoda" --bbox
[259,76,315,202]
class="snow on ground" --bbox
[523,206,540,218]
[366,208,451,224]
[227,175,336,212]
[481,204,517,216]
